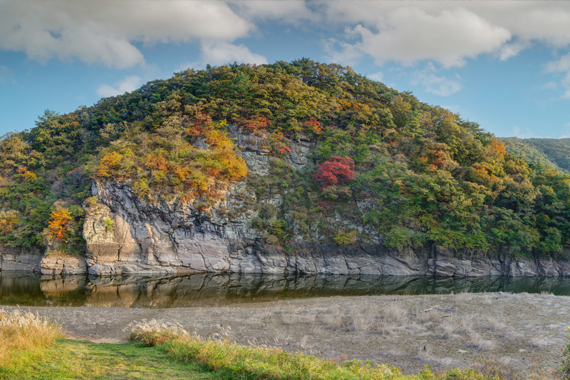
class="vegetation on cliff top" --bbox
[0,59,569,257]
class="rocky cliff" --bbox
[2,128,570,278]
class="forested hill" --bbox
[502,137,570,174]
[1,59,570,259]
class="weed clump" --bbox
[0,308,64,364]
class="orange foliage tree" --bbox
[48,208,73,242]
[239,114,271,132]
[17,167,37,182]
[303,117,323,135]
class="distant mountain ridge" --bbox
[502,137,570,174]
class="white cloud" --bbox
[323,37,363,67]
[0,65,11,82]
[175,61,204,73]
[322,2,570,65]
[544,54,570,98]
[545,53,570,73]
[96,76,142,97]
[410,66,462,96]
[335,8,510,68]
[6,1,570,81]
[512,126,535,138]
[541,81,558,90]
[200,41,267,66]
[233,2,316,24]
[0,1,253,68]
[499,42,530,61]
[368,71,383,82]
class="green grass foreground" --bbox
[0,339,214,380]
[0,337,504,380]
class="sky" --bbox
[1,1,570,138]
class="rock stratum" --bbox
[2,130,570,278]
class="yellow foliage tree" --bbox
[0,211,20,235]
[48,208,72,242]
[96,152,123,177]
[17,167,37,182]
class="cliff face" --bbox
[2,129,570,277]
[80,128,315,276]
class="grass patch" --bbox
[0,308,63,365]
[0,339,215,380]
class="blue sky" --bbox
[1,1,570,138]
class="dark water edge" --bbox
[1,271,570,308]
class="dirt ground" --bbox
[5,292,570,378]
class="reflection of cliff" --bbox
[3,272,570,308]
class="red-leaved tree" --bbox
[312,155,355,189]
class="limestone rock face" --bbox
[40,255,87,276]
[0,249,42,272]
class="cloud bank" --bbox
[0,0,258,68]
[4,1,570,96]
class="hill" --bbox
[1,59,570,261]
[502,137,570,174]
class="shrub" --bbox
[0,210,20,236]
[0,308,64,365]
[384,227,424,250]
[312,155,355,189]
[103,218,114,232]
[334,230,357,246]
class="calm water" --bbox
[1,271,570,308]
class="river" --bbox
[2,271,570,308]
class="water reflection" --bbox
[1,271,570,308]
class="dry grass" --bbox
[528,337,551,349]
[439,316,474,339]
[474,358,521,380]
[126,319,508,380]
[485,317,507,331]
[419,309,441,324]
[468,333,495,351]
[14,292,567,376]
[384,305,408,323]
[0,308,64,364]
[454,292,474,306]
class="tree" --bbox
[48,208,73,242]
[312,155,355,189]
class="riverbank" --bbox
[5,292,568,377]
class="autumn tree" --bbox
[48,208,73,242]
[312,155,355,189]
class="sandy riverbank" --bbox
[5,292,569,378]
